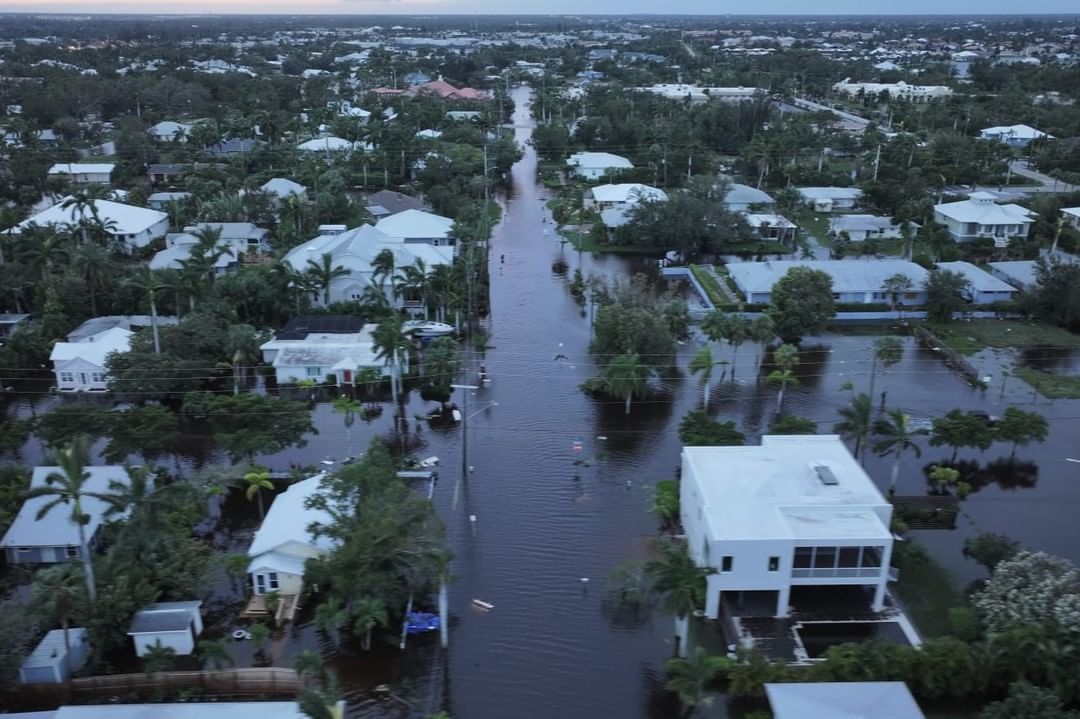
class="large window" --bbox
[792,546,886,578]
[59,372,75,383]
[794,547,813,569]
[268,572,280,590]
[305,367,322,377]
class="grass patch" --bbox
[1013,367,1080,399]
[925,320,1080,356]
[561,230,664,255]
[892,541,965,638]
[690,265,727,306]
[795,209,832,247]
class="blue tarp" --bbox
[405,611,440,634]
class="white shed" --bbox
[19,628,90,684]
[127,601,203,657]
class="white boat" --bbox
[403,320,456,338]
[451,409,463,423]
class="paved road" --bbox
[1008,160,1079,194]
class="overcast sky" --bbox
[1,0,1077,14]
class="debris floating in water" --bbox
[472,599,495,611]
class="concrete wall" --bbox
[132,629,195,657]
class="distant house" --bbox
[585,183,667,210]
[415,129,443,140]
[246,473,335,596]
[207,138,263,157]
[588,49,618,61]
[745,213,798,245]
[47,163,114,185]
[259,324,385,386]
[66,315,177,343]
[261,177,307,202]
[0,313,30,342]
[724,183,775,212]
[403,71,431,85]
[1,465,132,564]
[365,189,428,219]
[727,259,929,305]
[127,601,203,657]
[446,110,481,122]
[566,152,634,181]
[1061,206,1080,231]
[933,191,1035,245]
[988,260,1041,291]
[146,163,188,186]
[49,326,132,392]
[375,209,456,255]
[151,222,271,272]
[404,79,490,100]
[795,187,863,213]
[979,123,1052,147]
[829,215,913,242]
[936,261,1019,304]
[260,315,365,363]
[19,628,90,684]
[147,191,192,210]
[766,682,925,719]
[296,136,355,153]
[148,121,192,142]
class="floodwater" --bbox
[4,85,1080,717]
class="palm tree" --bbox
[873,409,924,494]
[332,395,364,454]
[426,263,454,322]
[867,336,903,401]
[646,540,715,657]
[225,324,261,395]
[665,647,727,717]
[124,267,168,354]
[293,649,325,687]
[18,224,71,280]
[71,242,112,316]
[142,640,177,675]
[313,598,346,644]
[272,263,315,313]
[24,436,102,603]
[834,393,874,463]
[60,189,107,245]
[306,252,349,305]
[688,347,727,410]
[602,352,652,415]
[350,596,388,651]
[749,314,776,378]
[766,344,800,417]
[372,315,411,406]
[372,248,396,290]
[196,638,235,670]
[243,465,273,518]
[32,563,86,679]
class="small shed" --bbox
[127,601,203,657]
[20,628,90,684]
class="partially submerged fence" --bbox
[69,667,302,698]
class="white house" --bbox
[246,474,335,596]
[744,213,798,245]
[261,177,307,202]
[933,191,1035,245]
[988,260,1041,291]
[936,261,1019,304]
[375,209,457,256]
[681,435,895,620]
[1061,206,1080,231]
[150,222,270,272]
[585,183,667,210]
[766,682,925,719]
[566,151,634,181]
[15,197,169,250]
[19,628,90,684]
[127,601,203,657]
[147,191,192,210]
[724,183,775,212]
[796,187,863,213]
[297,136,356,153]
[1,465,132,564]
[281,224,453,309]
[50,326,132,392]
[829,215,913,242]
[260,325,385,386]
[631,84,764,103]
[47,163,114,185]
[979,123,1052,147]
[727,259,929,305]
[832,79,953,101]
[148,121,192,142]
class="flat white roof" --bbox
[589,183,667,204]
[796,186,863,201]
[47,163,114,175]
[727,259,929,295]
[766,682,925,719]
[936,261,1017,293]
[45,703,310,719]
[934,197,1034,225]
[683,435,892,542]
[566,151,633,169]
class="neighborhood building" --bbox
[147,191,192,210]
[127,601,203,657]
[207,138,263,157]
[148,121,192,142]
[585,183,667,210]
[765,682,925,719]
[365,189,428,219]
[49,325,133,392]
[15,197,169,250]
[631,84,764,103]
[681,435,895,620]
[744,213,798,245]
[978,123,1052,146]
[933,191,1035,245]
[19,628,91,684]
[988,260,1041,291]
[404,79,490,100]
[723,183,775,212]
[727,259,929,305]
[47,163,114,184]
[1062,206,1080,230]
[146,163,188,186]
[829,215,914,242]
[66,315,177,343]
[260,323,384,386]
[566,151,634,181]
[246,473,335,597]
[150,222,271,273]
[831,79,953,101]
[0,313,30,342]
[261,177,307,202]
[936,261,1019,304]
[375,209,457,255]
[1,465,132,564]
[795,187,863,212]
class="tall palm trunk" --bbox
[77,522,96,603]
[776,382,786,416]
[889,455,901,493]
[731,348,738,383]
[149,291,161,355]
[61,614,72,679]
[702,381,710,410]
[624,392,632,415]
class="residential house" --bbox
[47,163,114,185]
[49,326,133,392]
[365,189,428,220]
[727,259,929,305]
[566,152,634,181]
[933,191,1035,245]
[632,84,764,103]
[147,191,192,210]
[681,435,895,620]
[446,110,481,122]
[1,465,132,564]
[296,136,355,153]
[745,213,798,245]
[988,260,1041,291]
[146,163,188,186]
[259,315,365,363]
[588,49,618,61]
[796,187,863,213]
[127,601,203,657]
[261,177,307,203]
[36,702,322,719]
[404,71,431,85]
[207,138,263,157]
[1061,206,1080,230]
[0,313,30,342]
[829,215,913,242]
[375,209,457,256]
[979,123,1052,147]
[585,183,667,210]
[150,222,270,273]
[246,473,334,596]
[723,183,775,212]
[66,315,177,343]
[148,121,192,142]
[19,628,90,684]
[765,682,925,719]
[404,79,490,100]
[936,261,1019,304]
[832,79,953,101]
[260,325,385,385]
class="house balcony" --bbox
[791,567,882,580]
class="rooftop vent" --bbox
[813,463,839,486]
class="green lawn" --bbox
[795,209,832,248]
[1013,367,1080,399]
[690,265,728,306]
[561,230,664,255]
[892,542,965,638]
[924,320,1080,356]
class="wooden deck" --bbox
[241,593,300,623]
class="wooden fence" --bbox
[69,667,302,698]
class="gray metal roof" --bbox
[766,682,925,719]
[128,602,201,634]
[22,628,87,669]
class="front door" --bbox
[255,573,266,594]
[342,370,352,384]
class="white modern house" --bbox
[247,474,334,596]
[933,191,1035,245]
[631,84,764,103]
[148,121,192,142]
[127,601,203,657]
[15,197,169,250]
[259,325,385,386]
[979,123,1052,147]
[150,222,270,273]
[727,259,929,305]
[1,465,132,564]
[723,183,775,212]
[566,151,634,181]
[681,435,895,620]
[936,261,1019,304]
[831,79,953,101]
[766,682,925,719]
[261,177,307,202]
[796,187,863,213]
[585,183,667,210]
[19,628,90,684]
[281,224,453,308]
[829,215,913,242]
[375,209,457,256]
[50,326,132,392]
[47,163,114,185]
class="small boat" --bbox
[471,599,494,611]
[403,320,456,338]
